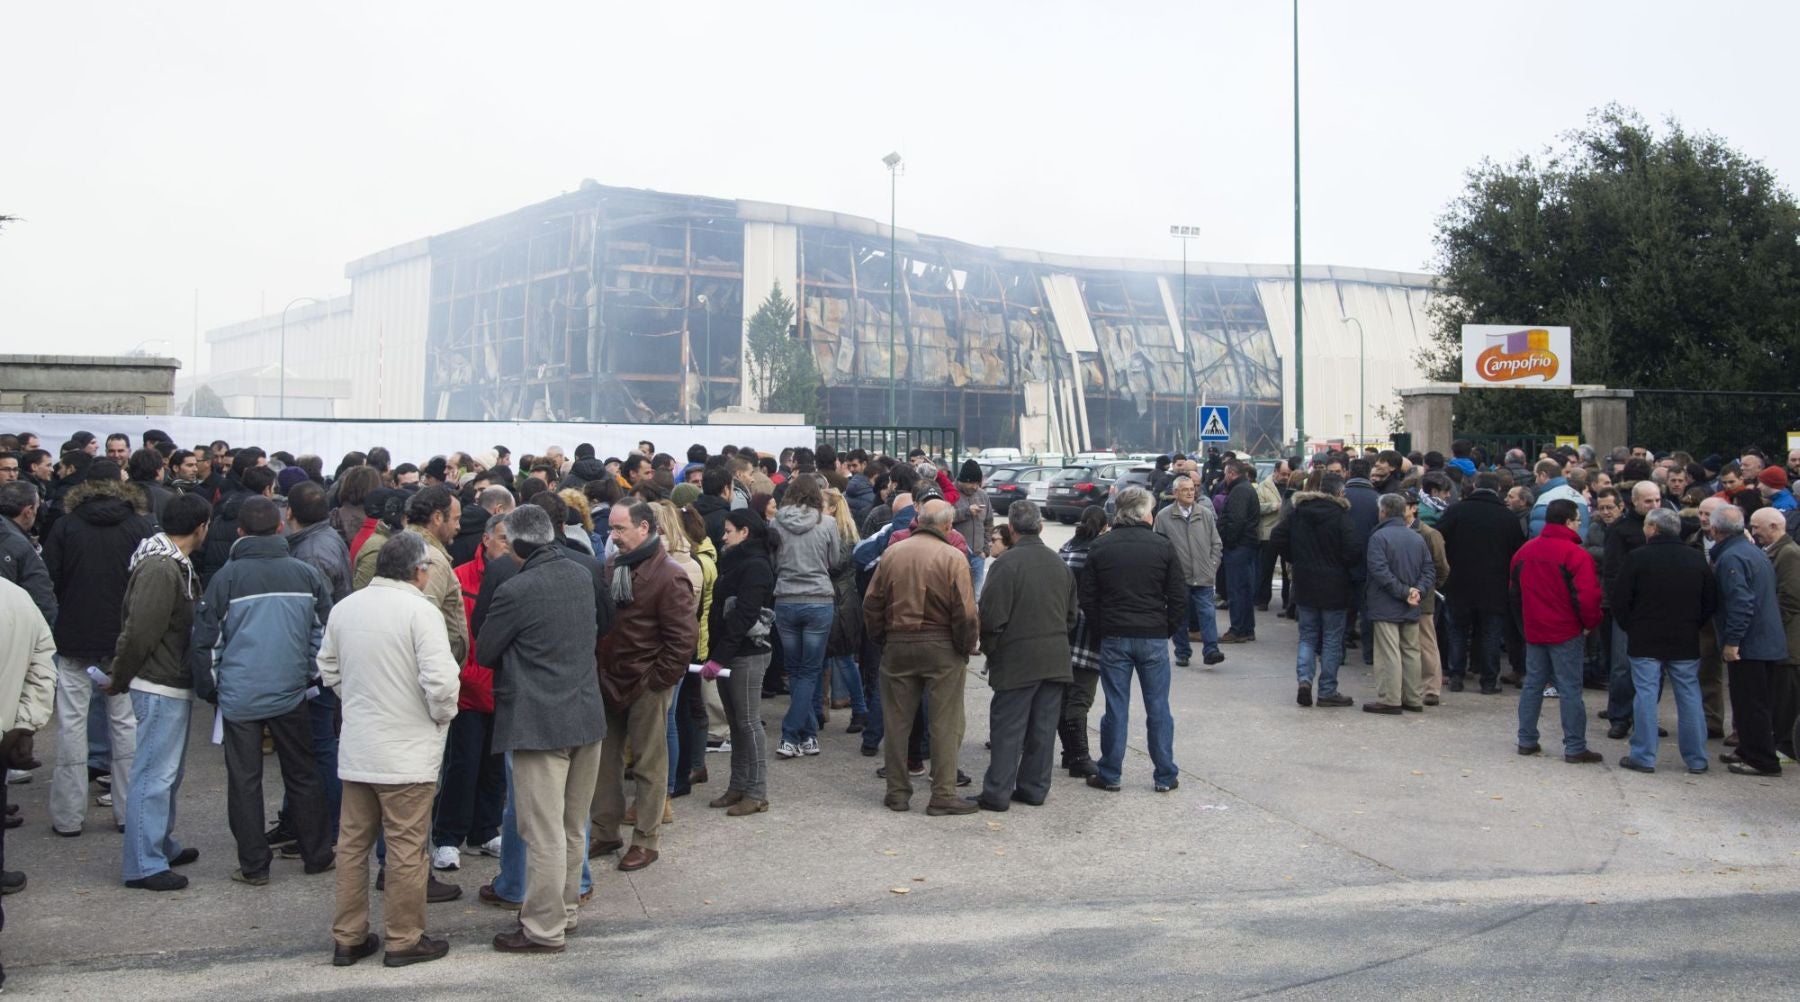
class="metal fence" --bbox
[816,425,962,467]
[1453,433,1560,466]
[1627,389,1800,458]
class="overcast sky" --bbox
[3,1,1796,375]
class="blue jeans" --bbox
[1295,607,1348,695]
[858,634,885,751]
[87,695,111,772]
[1223,546,1258,637]
[830,656,866,716]
[1629,657,1707,771]
[970,553,986,595]
[1173,585,1221,661]
[1095,637,1178,788]
[1518,637,1588,755]
[775,603,834,744]
[495,752,590,901]
[121,691,189,880]
[1447,600,1505,687]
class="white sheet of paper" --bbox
[211,708,224,745]
[688,663,731,677]
[86,665,109,688]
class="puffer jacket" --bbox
[1271,491,1361,611]
[1365,517,1434,624]
[41,478,155,660]
[863,523,979,655]
[453,545,497,713]
[289,519,352,605]
[845,473,876,525]
[196,483,253,586]
[1152,501,1222,586]
[598,543,698,706]
[0,516,56,624]
[110,533,201,694]
[1508,522,1601,645]
[318,576,461,784]
[189,534,334,721]
[1528,476,1591,540]
[770,504,840,605]
[1710,533,1788,661]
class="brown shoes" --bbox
[708,790,744,809]
[383,934,449,968]
[1423,694,1440,706]
[478,883,521,909]
[925,798,979,816]
[1362,702,1402,715]
[618,846,659,872]
[587,839,623,860]
[332,933,380,967]
[492,929,563,954]
[725,797,768,816]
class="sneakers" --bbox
[265,820,298,850]
[5,769,31,785]
[95,791,112,807]
[1203,651,1225,666]
[1543,686,1560,699]
[474,836,502,857]
[431,846,461,871]
[775,740,801,759]
[1156,779,1180,793]
[1176,656,1191,667]
[707,739,731,754]
[799,737,821,756]
[231,869,270,886]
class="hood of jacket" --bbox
[1292,491,1349,511]
[227,533,293,562]
[775,504,822,533]
[65,478,147,526]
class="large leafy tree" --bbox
[1423,106,1800,453]
[744,282,821,422]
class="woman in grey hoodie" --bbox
[769,475,841,759]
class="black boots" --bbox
[1058,716,1097,778]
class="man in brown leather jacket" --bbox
[863,499,979,816]
[590,501,696,873]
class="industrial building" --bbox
[202,181,1437,454]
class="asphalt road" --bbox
[6,522,1796,998]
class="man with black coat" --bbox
[1078,487,1186,793]
[450,486,514,566]
[693,466,735,550]
[1271,474,1362,707]
[1342,458,1382,658]
[1217,461,1261,643]
[1600,481,1660,739]
[198,464,277,586]
[1615,508,1717,774]
[1435,472,1524,694]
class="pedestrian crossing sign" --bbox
[1199,405,1230,442]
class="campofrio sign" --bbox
[1460,325,1571,387]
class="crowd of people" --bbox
[0,426,1792,982]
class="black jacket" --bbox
[1601,511,1647,609]
[1614,535,1717,660]
[1219,478,1260,549]
[693,493,733,551]
[1270,492,1361,611]
[449,503,490,566]
[41,479,156,660]
[198,487,256,587]
[1435,489,1524,611]
[1078,523,1185,640]
[0,517,57,624]
[708,537,775,664]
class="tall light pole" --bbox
[1170,225,1201,453]
[1341,316,1365,447]
[883,152,903,431]
[1291,0,1305,453]
[279,296,322,418]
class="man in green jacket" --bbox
[975,502,1077,811]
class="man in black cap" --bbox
[952,461,993,593]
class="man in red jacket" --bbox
[431,512,508,871]
[1511,498,1605,763]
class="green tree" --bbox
[182,384,229,417]
[744,282,821,421]
[1423,106,1800,453]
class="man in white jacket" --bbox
[318,531,460,969]
[0,575,57,994]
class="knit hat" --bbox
[1759,466,1789,489]
[957,459,983,484]
[671,483,701,508]
[423,456,449,483]
[474,449,499,471]
[85,459,123,484]
[277,466,309,495]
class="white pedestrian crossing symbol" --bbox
[1198,405,1230,442]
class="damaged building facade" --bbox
[205,181,1437,454]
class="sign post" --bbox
[1199,405,1231,443]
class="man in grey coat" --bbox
[475,505,606,954]
[975,503,1076,811]
[1153,475,1223,667]
[1710,505,1787,776]
[1364,493,1435,715]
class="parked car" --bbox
[986,465,1055,515]
[1046,461,1140,523]
[1104,465,1159,517]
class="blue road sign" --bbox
[1198,405,1231,442]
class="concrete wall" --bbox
[0,354,181,415]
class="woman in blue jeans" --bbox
[768,475,842,759]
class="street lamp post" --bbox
[279,296,322,418]
[1169,225,1200,453]
[1292,0,1305,453]
[1341,316,1365,447]
[883,152,903,431]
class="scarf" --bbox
[610,533,663,608]
[129,532,197,600]
[350,516,379,563]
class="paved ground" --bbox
[6,523,1797,998]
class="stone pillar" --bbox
[1398,385,1460,458]
[1576,388,1633,457]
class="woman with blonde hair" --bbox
[821,489,867,732]
[669,504,719,798]
[557,488,596,555]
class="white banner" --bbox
[1,414,815,465]
[1461,325,1571,387]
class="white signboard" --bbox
[1460,325,1571,387]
